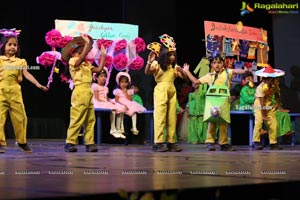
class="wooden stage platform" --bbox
[0,139,300,200]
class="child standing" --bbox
[145,34,187,152]
[183,54,249,151]
[91,67,126,139]
[113,72,146,136]
[62,34,106,152]
[252,66,290,150]
[0,29,48,153]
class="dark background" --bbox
[1,0,299,143]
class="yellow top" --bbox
[151,60,178,84]
[199,68,234,88]
[69,57,94,86]
[0,55,26,83]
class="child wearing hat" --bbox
[62,34,106,152]
[252,65,285,150]
[113,72,146,136]
[0,28,48,153]
[145,34,187,152]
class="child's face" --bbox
[211,58,224,72]
[5,37,18,57]
[242,76,253,86]
[133,86,139,93]
[119,77,129,89]
[168,51,176,64]
[96,73,107,85]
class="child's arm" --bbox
[74,34,92,68]
[258,97,269,120]
[175,63,187,79]
[144,52,157,75]
[23,69,48,91]
[92,44,107,73]
[183,63,202,85]
[232,68,250,74]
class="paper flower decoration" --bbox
[45,29,63,48]
[97,38,113,49]
[114,39,127,52]
[113,53,128,71]
[36,51,61,67]
[133,37,146,53]
[128,56,144,70]
[59,36,73,48]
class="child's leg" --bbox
[131,113,139,135]
[110,111,117,132]
[120,113,125,133]
[112,113,125,139]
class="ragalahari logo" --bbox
[240,2,255,16]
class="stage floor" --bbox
[0,139,300,200]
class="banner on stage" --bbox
[204,20,267,43]
[55,19,139,41]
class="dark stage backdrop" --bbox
[1,0,299,142]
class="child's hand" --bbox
[100,44,107,56]
[183,63,190,71]
[37,84,49,92]
[80,33,90,44]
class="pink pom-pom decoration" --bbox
[36,52,57,67]
[59,36,73,48]
[128,56,144,70]
[97,38,113,49]
[114,39,127,52]
[134,37,146,53]
[104,55,113,69]
[113,54,128,71]
[45,29,63,48]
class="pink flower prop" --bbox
[114,39,127,52]
[134,37,146,53]
[45,29,63,48]
[97,38,113,49]
[113,53,128,70]
[36,52,56,67]
[59,36,73,48]
[129,56,144,70]
[102,55,113,69]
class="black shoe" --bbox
[17,143,32,153]
[152,143,168,152]
[65,143,77,152]
[86,144,98,152]
[269,144,283,150]
[167,143,183,152]
[207,143,216,151]
[252,142,264,150]
[220,144,236,151]
[0,145,6,154]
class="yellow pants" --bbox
[205,122,229,145]
[153,83,177,144]
[253,109,277,144]
[0,82,27,146]
[66,84,95,145]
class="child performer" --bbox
[0,28,48,153]
[183,54,250,151]
[62,34,106,152]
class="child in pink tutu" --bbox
[113,72,147,135]
[91,67,126,139]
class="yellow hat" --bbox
[147,42,161,57]
[61,35,93,63]
[159,34,176,52]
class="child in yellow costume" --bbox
[183,54,250,151]
[145,34,187,152]
[62,34,106,152]
[252,66,286,150]
[0,29,48,153]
